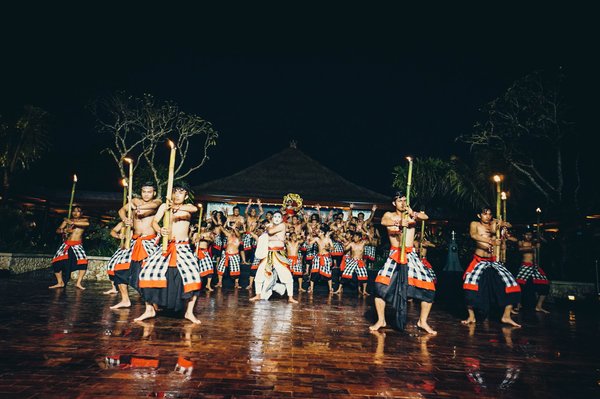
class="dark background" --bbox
[2,4,598,199]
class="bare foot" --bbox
[103,288,118,295]
[215,284,222,288]
[249,295,261,302]
[75,284,86,290]
[49,283,65,289]
[288,297,299,304]
[511,309,519,315]
[184,312,202,324]
[369,320,387,331]
[299,287,306,292]
[535,307,550,314]
[134,307,156,322]
[234,284,242,289]
[328,289,335,295]
[333,289,342,294]
[417,320,438,335]
[307,287,313,293]
[501,316,522,328]
[110,301,131,310]
[362,290,370,296]
[205,285,214,292]
[245,284,252,290]
[461,318,476,325]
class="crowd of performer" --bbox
[48,181,551,333]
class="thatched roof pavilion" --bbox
[193,144,390,210]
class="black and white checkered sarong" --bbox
[138,241,202,293]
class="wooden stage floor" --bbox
[0,275,598,398]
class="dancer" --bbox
[336,232,369,296]
[370,192,437,334]
[49,206,89,290]
[111,181,161,309]
[104,221,126,295]
[194,219,215,292]
[515,230,550,313]
[215,222,242,288]
[308,225,334,294]
[250,211,298,303]
[241,199,263,264]
[286,231,306,292]
[461,206,521,327]
[136,182,202,324]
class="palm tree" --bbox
[0,106,50,200]
[392,157,490,212]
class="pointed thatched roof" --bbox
[194,146,389,206]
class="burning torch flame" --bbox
[406,156,413,162]
[501,192,507,200]
[123,157,133,164]
[493,175,501,183]
[536,208,542,213]
[73,174,78,183]
[168,139,175,149]
[121,178,128,187]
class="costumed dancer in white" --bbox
[250,211,298,303]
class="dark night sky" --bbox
[2,4,598,199]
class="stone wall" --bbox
[0,252,110,281]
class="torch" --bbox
[120,177,128,248]
[67,174,78,220]
[493,175,502,259]
[197,203,204,233]
[162,140,176,252]
[536,207,542,267]
[400,156,413,264]
[501,191,507,262]
[419,213,426,259]
[123,157,134,249]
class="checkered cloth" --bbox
[106,247,127,276]
[196,248,214,277]
[406,250,436,290]
[217,252,241,276]
[331,241,344,256]
[288,255,303,276]
[340,256,368,281]
[242,233,256,251]
[213,234,225,250]
[375,247,435,290]
[463,255,520,294]
[515,262,549,285]
[113,234,159,272]
[52,241,88,266]
[251,256,262,270]
[138,240,202,293]
[299,241,308,252]
[311,253,332,278]
[364,245,376,261]
[305,243,318,260]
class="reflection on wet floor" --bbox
[0,277,598,398]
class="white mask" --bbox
[272,213,283,225]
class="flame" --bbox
[501,191,507,200]
[168,139,175,149]
[536,207,542,213]
[406,156,413,162]
[123,157,133,164]
[493,175,501,183]
[121,178,128,187]
[73,174,78,182]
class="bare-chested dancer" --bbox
[215,222,242,289]
[462,206,521,327]
[194,215,215,292]
[286,231,305,291]
[241,199,263,264]
[110,182,162,309]
[336,232,369,295]
[370,192,437,334]
[104,221,126,294]
[136,182,202,324]
[250,211,298,303]
[308,225,334,294]
[49,206,90,290]
[515,230,550,313]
